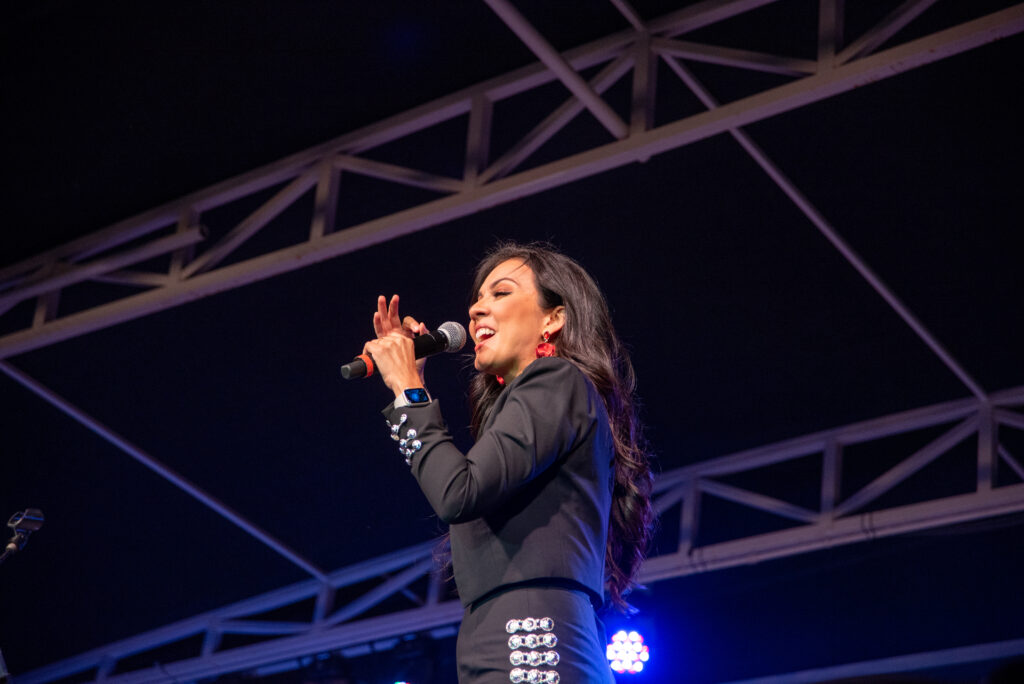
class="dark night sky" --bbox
[2,1,1022,681]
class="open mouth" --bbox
[474,327,495,350]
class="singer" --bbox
[361,242,654,683]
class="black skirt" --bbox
[456,583,616,683]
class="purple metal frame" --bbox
[12,379,1022,683]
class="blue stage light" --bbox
[606,629,650,674]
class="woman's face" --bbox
[469,258,562,382]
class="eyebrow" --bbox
[477,276,518,298]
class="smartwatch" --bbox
[393,387,431,408]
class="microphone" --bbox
[1,508,44,565]
[340,321,467,380]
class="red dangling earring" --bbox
[496,376,505,385]
[535,331,557,358]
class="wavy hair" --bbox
[468,242,654,612]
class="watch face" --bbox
[405,388,429,403]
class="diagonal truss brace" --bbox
[657,54,988,400]
[483,0,629,139]
[15,385,1024,684]
[0,361,330,584]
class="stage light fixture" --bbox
[606,629,650,674]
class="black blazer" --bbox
[384,357,614,607]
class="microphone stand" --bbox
[1,509,44,682]
[0,509,44,566]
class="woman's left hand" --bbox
[366,294,428,397]
[373,294,428,342]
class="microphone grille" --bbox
[437,321,467,352]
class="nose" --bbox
[469,298,487,320]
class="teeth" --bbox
[476,327,495,343]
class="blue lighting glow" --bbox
[607,629,650,674]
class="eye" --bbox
[494,290,511,297]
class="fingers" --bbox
[362,331,422,394]
[373,295,387,338]
[364,330,414,354]
[374,294,406,338]
[373,294,428,339]
[403,316,428,336]
[387,294,402,330]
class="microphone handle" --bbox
[340,328,453,380]
[340,354,373,380]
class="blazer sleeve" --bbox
[383,358,592,524]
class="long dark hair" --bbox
[468,242,654,612]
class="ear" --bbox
[543,305,566,338]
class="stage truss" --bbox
[9,381,1024,684]
[1,0,1022,368]
[4,0,1024,682]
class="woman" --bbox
[363,243,653,683]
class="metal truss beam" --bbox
[723,638,1024,684]
[15,540,452,684]
[17,385,1024,684]
[2,3,1021,361]
[645,387,1024,580]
